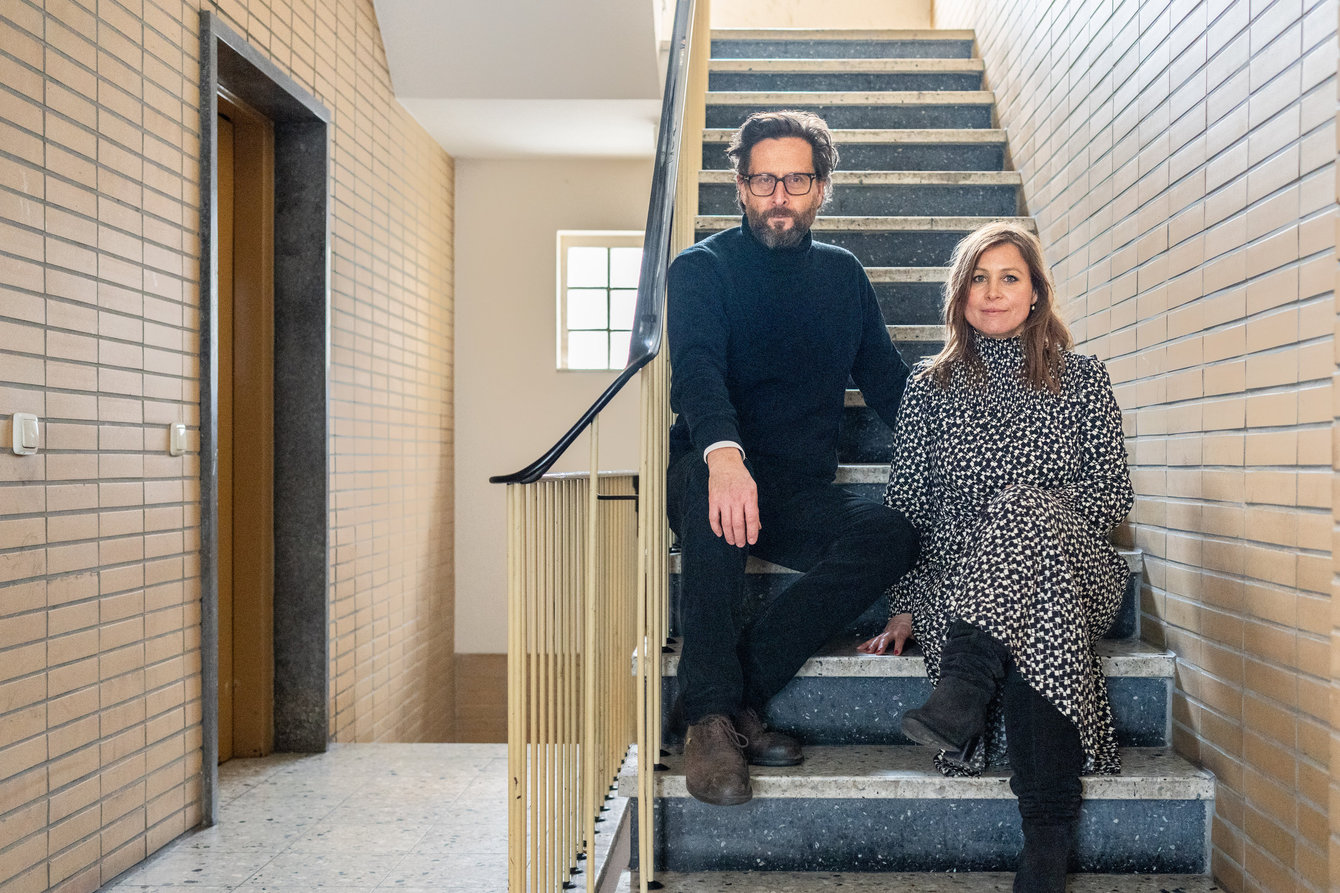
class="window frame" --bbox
[556,230,644,372]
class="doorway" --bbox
[201,11,332,824]
[216,90,276,762]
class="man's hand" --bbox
[857,613,913,655]
[706,448,760,547]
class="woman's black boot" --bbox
[1013,822,1073,892]
[901,619,1010,750]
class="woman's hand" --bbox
[857,613,913,655]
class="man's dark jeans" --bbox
[668,451,919,724]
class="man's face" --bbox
[736,136,826,250]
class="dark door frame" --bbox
[199,11,331,824]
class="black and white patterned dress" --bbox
[885,332,1134,777]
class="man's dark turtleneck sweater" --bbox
[668,216,910,482]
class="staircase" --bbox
[617,28,1217,891]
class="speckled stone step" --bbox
[867,265,948,324]
[695,216,1034,267]
[656,637,1171,747]
[710,29,976,60]
[620,871,1223,892]
[708,58,985,92]
[667,545,1144,642]
[701,128,1009,172]
[706,90,996,130]
[696,170,1022,217]
[618,745,1212,874]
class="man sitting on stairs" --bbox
[667,109,920,806]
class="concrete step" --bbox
[667,545,1144,642]
[621,871,1222,892]
[697,170,1022,217]
[696,215,1032,267]
[710,29,976,60]
[706,91,996,130]
[709,58,984,92]
[657,637,1173,748]
[867,265,947,324]
[702,128,1008,172]
[618,745,1212,873]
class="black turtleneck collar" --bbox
[738,213,815,260]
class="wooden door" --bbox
[216,90,276,761]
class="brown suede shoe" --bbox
[683,714,751,806]
[734,708,804,767]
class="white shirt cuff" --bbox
[703,441,744,461]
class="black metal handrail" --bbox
[490,0,697,485]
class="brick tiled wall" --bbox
[932,2,1335,891]
[0,2,454,890]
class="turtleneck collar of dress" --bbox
[972,329,1026,373]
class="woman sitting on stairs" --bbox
[858,220,1135,893]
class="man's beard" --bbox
[744,204,818,249]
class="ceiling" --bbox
[373,0,669,159]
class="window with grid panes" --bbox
[557,231,643,371]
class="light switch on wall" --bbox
[169,422,187,456]
[11,412,38,455]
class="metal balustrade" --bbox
[495,1,708,889]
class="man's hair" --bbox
[726,110,839,179]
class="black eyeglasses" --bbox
[740,172,818,197]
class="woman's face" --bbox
[964,241,1034,339]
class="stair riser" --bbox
[630,797,1210,873]
[839,404,894,463]
[707,103,993,130]
[709,72,984,92]
[662,675,1171,747]
[696,227,974,267]
[876,283,944,325]
[711,39,975,59]
[668,569,1140,640]
[702,142,1007,172]
[697,183,1020,217]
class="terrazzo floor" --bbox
[99,743,510,892]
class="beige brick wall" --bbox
[0,1,455,890]
[933,1,1335,890]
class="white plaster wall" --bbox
[454,158,653,653]
[710,0,932,29]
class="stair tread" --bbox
[625,871,1222,892]
[704,127,1008,143]
[697,215,1036,232]
[658,637,1174,679]
[699,170,1021,185]
[708,90,996,105]
[618,745,1213,800]
[712,28,977,40]
[710,58,985,72]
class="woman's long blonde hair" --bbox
[922,221,1073,393]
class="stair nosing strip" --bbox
[695,215,1036,232]
[864,266,949,282]
[703,128,1007,143]
[655,638,1176,679]
[698,170,1022,186]
[710,28,978,41]
[707,90,996,105]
